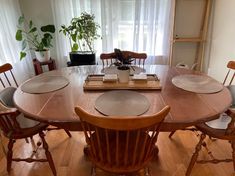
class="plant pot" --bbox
[68,52,96,66]
[117,66,130,83]
[35,50,50,62]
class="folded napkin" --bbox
[132,74,147,81]
[103,74,118,82]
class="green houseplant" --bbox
[60,12,100,66]
[15,16,55,61]
[114,48,133,83]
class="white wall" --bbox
[207,0,235,83]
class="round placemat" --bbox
[21,75,69,94]
[95,90,150,116]
[172,74,223,94]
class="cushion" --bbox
[0,87,40,129]
[205,113,231,130]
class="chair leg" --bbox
[64,129,72,138]
[186,133,206,176]
[7,139,15,173]
[168,131,176,138]
[39,131,57,176]
[91,166,96,176]
[25,138,29,143]
[231,140,235,171]
[144,167,151,176]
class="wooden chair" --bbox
[223,60,235,85]
[0,63,18,88]
[75,105,170,175]
[185,61,235,175]
[100,51,147,67]
[169,60,235,138]
[186,108,235,176]
[0,63,72,138]
[0,102,57,175]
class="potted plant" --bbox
[15,16,55,62]
[60,12,100,66]
[114,48,133,83]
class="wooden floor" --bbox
[0,129,234,176]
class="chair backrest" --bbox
[100,51,147,67]
[223,61,235,85]
[75,105,170,174]
[0,63,18,88]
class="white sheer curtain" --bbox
[50,0,172,67]
[0,0,34,84]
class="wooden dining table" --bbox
[13,65,232,131]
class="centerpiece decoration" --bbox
[114,48,133,83]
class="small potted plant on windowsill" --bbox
[15,16,55,62]
[60,12,101,66]
[114,48,134,83]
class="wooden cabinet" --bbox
[169,0,212,71]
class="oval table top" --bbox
[13,65,232,131]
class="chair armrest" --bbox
[225,108,235,135]
[225,108,235,118]
[0,101,19,116]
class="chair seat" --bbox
[0,87,16,107]
[3,122,48,139]
[196,122,234,140]
[16,113,41,128]
[87,131,153,174]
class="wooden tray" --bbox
[83,74,161,90]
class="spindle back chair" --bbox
[169,60,235,138]
[186,108,235,175]
[100,51,147,67]
[0,63,18,88]
[75,105,170,175]
[0,102,56,175]
[223,60,235,85]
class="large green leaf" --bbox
[15,30,22,41]
[72,43,78,51]
[29,20,33,29]
[71,33,77,42]
[20,51,26,60]
[29,27,37,33]
[36,43,44,51]
[42,37,51,48]
[41,25,55,33]
[18,16,24,25]
[44,33,52,39]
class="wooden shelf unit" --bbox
[173,37,203,43]
[169,0,212,71]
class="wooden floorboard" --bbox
[0,130,234,176]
